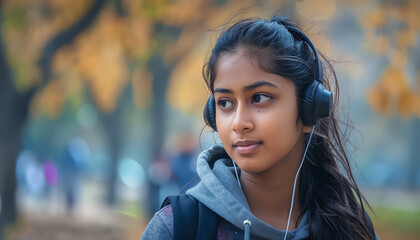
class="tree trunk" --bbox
[39,0,106,89]
[146,54,172,216]
[0,0,105,235]
[0,90,32,236]
[0,8,34,234]
[102,109,122,206]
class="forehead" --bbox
[214,50,294,91]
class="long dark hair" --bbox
[202,16,375,240]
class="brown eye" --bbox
[217,99,233,109]
[253,94,271,103]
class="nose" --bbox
[231,103,254,133]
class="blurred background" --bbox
[0,0,419,239]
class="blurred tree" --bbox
[0,0,106,234]
[0,1,293,235]
[363,0,420,189]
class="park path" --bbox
[8,207,146,240]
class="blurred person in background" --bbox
[170,132,198,193]
[147,151,172,216]
[61,145,79,214]
[59,138,88,214]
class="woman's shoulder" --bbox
[157,204,174,222]
[140,205,174,240]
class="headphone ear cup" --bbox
[301,81,333,126]
[203,94,217,131]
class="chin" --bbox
[235,159,268,174]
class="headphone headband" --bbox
[285,26,324,83]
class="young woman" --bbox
[141,16,378,240]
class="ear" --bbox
[303,125,313,133]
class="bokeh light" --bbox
[68,137,92,166]
[118,158,146,188]
[43,160,59,187]
[15,150,46,197]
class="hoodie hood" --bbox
[187,145,310,240]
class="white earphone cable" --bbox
[283,126,316,240]
[231,127,316,240]
[232,160,242,190]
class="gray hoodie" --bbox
[141,145,310,240]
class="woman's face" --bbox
[214,50,310,175]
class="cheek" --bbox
[216,115,231,143]
[259,104,297,128]
[258,105,301,140]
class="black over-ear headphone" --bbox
[203,26,333,131]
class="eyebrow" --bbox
[214,81,278,94]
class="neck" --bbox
[236,129,312,231]
[240,170,303,230]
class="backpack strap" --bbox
[161,195,219,240]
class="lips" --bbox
[233,140,263,154]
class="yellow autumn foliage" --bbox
[368,65,420,117]
[362,9,387,29]
[163,0,207,26]
[47,0,93,33]
[3,0,93,92]
[82,46,128,113]
[168,51,208,115]
[296,0,336,22]
[367,86,389,114]
[362,1,420,118]
[10,0,419,120]
[31,46,85,117]
[364,34,389,55]
[76,19,129,113]
[53,45,77,73]
[5,0,157,116]
[396,29,417,50]
[120,16,154,59]
[399,89,420,117]
[381,66,409,98]
[31,79,65,118]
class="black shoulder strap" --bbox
[161,195,219,240]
